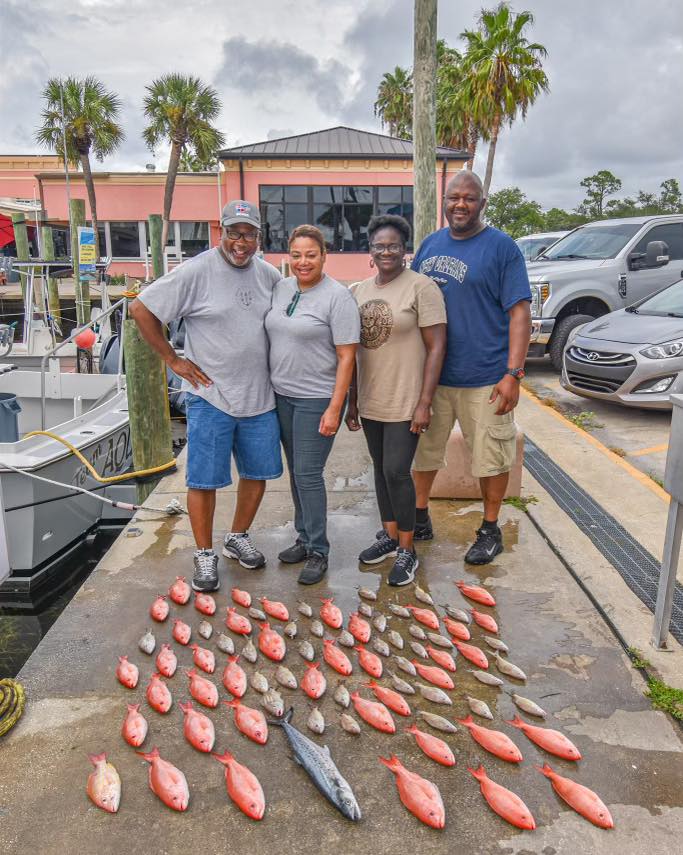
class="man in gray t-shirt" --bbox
[130,200,283,592]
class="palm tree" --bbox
[374,67,413,139]
[36,76,124,257]
[461,2,549,194]
[143,74,224,246]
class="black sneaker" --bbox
[222,532,266,569]
[192,549,220,592]
[298,552,328,585]
[388,548,419,586]
[465,526,503,565]
[359,532,398,565]
[376,517,433,541]
[278,540,308,564]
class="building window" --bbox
[259,186,414,253]
[109,222,141,258]
[178,222,209,257]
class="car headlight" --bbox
[530,281,551,317]
[640,339,683,359]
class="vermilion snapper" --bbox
[122,703,148,747]
[507,716,582,761]
[468,765,535,830]
[116,655,139,689]
[355,645,383,678]
[470,608,498,634]
[231,587,251,608]
[155,643,177,678]
[458,715,522,763]
[257,622,286,661]
[535,764,613,828]
[213,750,265,820]
[137,746,189,812]
[169,576,190,605]
[146,672,172,713]
[190,643,215,674]
[150,595,169,622]
[406,606,440,631]
[320,597,343,629]
[179,700,215,752]
[222,655,247,697]
[172,618,191,645]
[351,692,395,733]
[364,680,411,716]
[348,612,371,643]
[405,724,455,767]
[260,597,289,622]
[426,646,457,672]
[413,661,454,691]
[226,608,252,635]
[194,592,216,616]
[455,581,496,607]
[379,755,445,829]
[301,662,327,699]
[452,640,489,670]
[224,698,268,745]
[323,639,353,676]
[186,668,218,708]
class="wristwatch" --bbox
[506,368,526,380]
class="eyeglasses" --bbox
[286,290,302,317]
[369,242,403,254]
[225,229,259,242]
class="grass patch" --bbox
[503,495,539,513]
[609,446,626,457]
[627,646,652,670]
[565,411,604,431]
[540,397,562,411]
[646,679,683,721]
[648,471,664,488]
[627,647,683,721]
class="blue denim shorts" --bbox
[185,394,283,489]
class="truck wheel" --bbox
[548,314,595,372]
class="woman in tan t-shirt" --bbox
[346,214,446,586]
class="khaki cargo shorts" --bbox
[413,384,517,478]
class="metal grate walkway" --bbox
[524,438,683,645]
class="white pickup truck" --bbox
[527,214,683,369]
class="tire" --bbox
[548,314,595,372]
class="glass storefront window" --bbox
[110,222,142,258]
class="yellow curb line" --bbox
[520,387,669,503]
[628,443,669,457]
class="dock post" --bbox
[148,215,164,280]
[69,198,91,325]
[11,213,30,301]
[41,226,62,331]
[123,309,174,504]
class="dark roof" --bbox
[218,126,469,160]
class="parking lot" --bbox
[523,357,671,484]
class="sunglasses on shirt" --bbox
[286,290,302,317]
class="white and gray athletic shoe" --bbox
[192,549,220,592]
[388,548,419,587]
[223,531,266,569]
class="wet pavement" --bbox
[1,426,682,854]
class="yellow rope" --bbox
[24,430,176,484]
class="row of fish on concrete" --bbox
[87,576,614,831]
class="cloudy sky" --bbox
[1,0,682,210]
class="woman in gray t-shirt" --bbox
[265,225,360,584]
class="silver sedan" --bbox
[560,278,683,410]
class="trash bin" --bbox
[0,392,21,442]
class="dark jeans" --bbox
[361,418,419,532]
[276,394,336,557]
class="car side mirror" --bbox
[645,240,669,268]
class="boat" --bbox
[0,299,135,593]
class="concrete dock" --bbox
[1,413,682,854]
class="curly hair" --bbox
[288,224,326,254]
[367,214,411,246]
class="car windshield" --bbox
[638,279,683,317]
[517,236,553,261]
[541,223,641,260]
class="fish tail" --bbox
[119,654,128,662]
[136,746,159,762]
[405,724,418,734]
[507,715,523,728]
[363,680,376,688]
[457,714,472,725]
[127,703,141,713]
[378,755,401,771]
[88,752,106,766]
[535,763,554,777]
[178,701,191,713]
[467,764,486,781]
[223,698,239,709]
[212,750,233,765]
[228,654,239,663]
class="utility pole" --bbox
[412,0,438,249]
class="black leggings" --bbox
[362,418,419,532]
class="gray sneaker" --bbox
[278,540,308,564]
[192,549,220,592]
[222,532,266,569]
[359,531,398,565]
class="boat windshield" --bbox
[540,223,641,261]
[637,279,683,317]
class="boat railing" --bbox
[40,297,127,430]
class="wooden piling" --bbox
[123,314,173,503]
[41,226,62,331]
[10,213,30,301]
[148,214,164,280]
[69,198,91,325]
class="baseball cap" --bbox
[221,200,261,230]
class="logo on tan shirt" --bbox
[359,299,393,349]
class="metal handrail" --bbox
[40,296,127,430]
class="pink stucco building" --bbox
[0,128,469,282]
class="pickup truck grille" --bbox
[567,346,636,366]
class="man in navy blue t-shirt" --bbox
[411,171,531,564]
